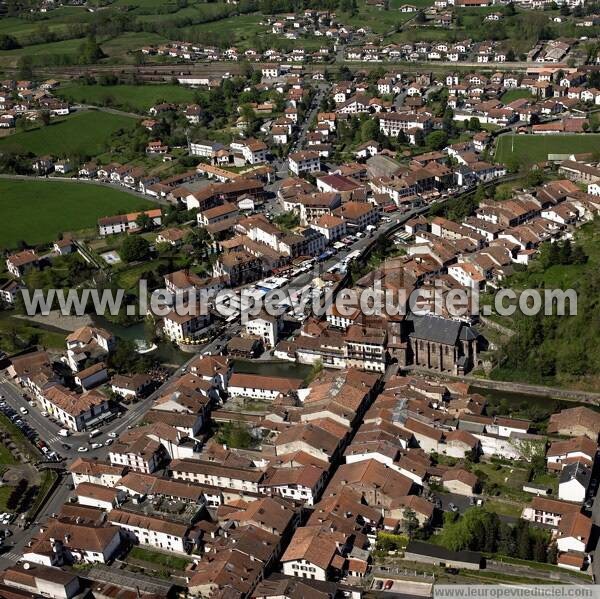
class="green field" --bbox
[501,89,536,104]
[0,111,137,157]
[0,179,154,248]
[57,84,198,113]
[495,134,600,165]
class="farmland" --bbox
[495,134,600,165]
[0,111,137,157]
[0,179,154,249]
[57,84,199,113]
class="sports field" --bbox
[57,84,199,113]
[0,111,137,157]
[0,179,154,249]
[495,134,600,164]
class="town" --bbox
[1,0,600,596]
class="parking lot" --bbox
[0,398,60,462]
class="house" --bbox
[108,509,192,554]
[258,465,327,506]
[547,437,597,471]
[169,459,264,494]
[334,201,379,230]
[521,496,581,527]
[6,249,39,278]
[65,326,114,373]
[558,461,591,503]
[1,563,82,599]
[53,238,74,255]
[75,482,125,512]
[98,209,162,236]
[556,512,592,554]
[162,308,211,342]
[275,422,343,463]
[310,214,347,242]
[40,385,111,432]
[108,428,169,473]
[245,312,282,349]
[0,279,23,304]
[281,526,349,581]
[441,468,478,495]
[548,407,600,441]
[110,374,152,400]
[69,458,126,488]
[22,519,121,566]
[227,373,303,401]
[74,362,108,391]
[289,151,321,176]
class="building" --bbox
[281,526,348,581]
[6,249,39,278]
[289,151,321,176]
[97,209,162,236]
[227,373,303,401]
[22,519,121,567]
[441,468,479,495]
[403,541,482,570]
[558,461,591,503]
[245,312,282,349]
[408,315,480,375]
[108,509,191,554]
[1,563,82,599]
[548,407,600,441]
[40,385,111,432]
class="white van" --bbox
[88,429,101,439]
[58,429,70,437]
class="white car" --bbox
[40,411,48,417]
[77,446,88,453]
[104,439,113,446]
[107,432,117,438]
[90,443,102,450]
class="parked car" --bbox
[77,446,88,453]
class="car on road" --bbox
[90,443,102,449]
[107,432,117,438]
[19,407,28,415]
[77,446,88,453]
[61,443,71,451]
[384,580,394,590]
[40,411,48,417]
[104,439,113,446]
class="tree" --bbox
[136,212,154,232]
[426,130,448,151]
[120,236,150,263]
[360,118,379,143]
[468,117,481,131]
[414,129,425,147]
[506,48,516,62]
[559,238,572,265]
[402,509,419,538]
[39,111,51,127]
[0,34,19,50]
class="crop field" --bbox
[0,179,154,248]
[0,111,137,157]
